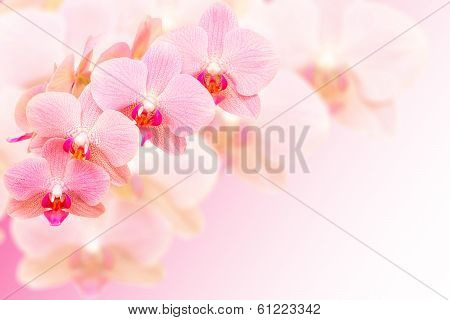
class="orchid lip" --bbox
[42,190,71,226]
[197,70,228,95]
[64,133,91,160]
[132,102,162,127]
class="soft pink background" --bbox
[1,0,449,299]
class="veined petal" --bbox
[70,198,105,218]
[79,84,102,129]
[222,28,279,96]
[4,158,50,201]
[90,110,139,167]
[163,26,208,75]
[218,87,260,119]
[63,159,110,206]
[41,138,72,179]
[158,74,215,136]
[142,42,182,96]
[5,195,44,219]
[27,92,81,138]
[90,148,131,186]
[142,126,187,155]
[91,57,147,111]
[199,2,238,58]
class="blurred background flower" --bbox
[0,0,448,300]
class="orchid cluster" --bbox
[3,3,278,227]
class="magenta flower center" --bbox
[41,184,71,226]
[197,63,228,95]
[63,131,91,160]
[131,96,162,127]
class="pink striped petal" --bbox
[70,199,105,218]
[15,83,46,132]
[218,88,261,119]
[79,85,102,129]
[142,126,187,155]
[142,42,182,96]
[76,36,96,76]
[27,92,81,138]
[4,158,50,201]
[163,26,208,75]
[90,110,139,167]
[131,16,163,59]
[222,28,278,96]
[63,160,109,206]
[41,138,72,179]
[46,54,75,93]
[90,149,131,185]
[91,58,147,111]
[96,42,132,65]
[159,74,215,136]
[5,195,44,219]
[199,2,238,57]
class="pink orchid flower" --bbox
[163,2,278,119]
[245,0,426,133]
[90,41,215,154]
[10,16,160,145]
[11,198,172,295]
[26,85,139,185]
[4,139,110,226]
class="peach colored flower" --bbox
[11,198,172,295]
[164,3,278,119]
[4,139,110,226]
[91,42,215,154]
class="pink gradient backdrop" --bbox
[0,0,449,299]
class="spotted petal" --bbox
[90,110,139,167]
[4,158,50,201]
[27,92,81,138]
[142,42,182,96]
[91,57,147,111]
[63,160,110,206]
[163,26,208,75]
[159,74,215,136]
[199,2,238,57]
[222,28,279,96]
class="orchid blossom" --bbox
[244,0,426,133]
[4,139,110,226]
[91,41,215,154]
[163,3,278,119]
[11,198,172,294]
[26,85,139,185]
